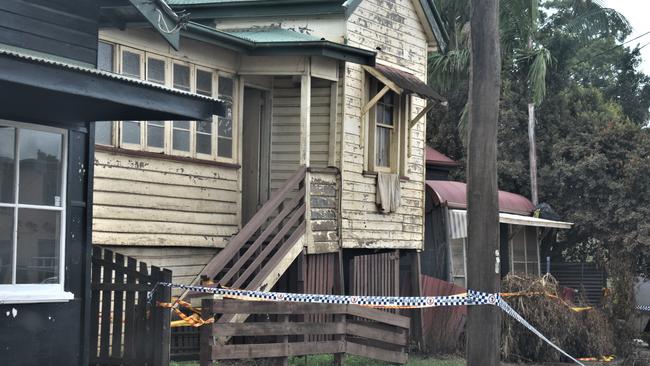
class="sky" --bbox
[603,0,650,75]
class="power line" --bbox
[580,30,650,62]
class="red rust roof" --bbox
[425,180,535,215]
[426,146,461,167]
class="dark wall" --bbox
[425,164,455,181]
[0,0,98,65]
[421,192,449,280]
[0,127,91,366]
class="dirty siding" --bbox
[93,151,240,248]
[270,76,302,192]
[341,0,429,250]
[308,171,339,253]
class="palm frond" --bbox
[428,49,470,92]
[527,47,553,105]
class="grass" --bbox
[171,355,466,366]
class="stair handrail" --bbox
[177,165,307,301]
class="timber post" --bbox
[466,0,502,366]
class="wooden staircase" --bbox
[183,166,308,327]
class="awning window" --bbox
[447,209,573,239]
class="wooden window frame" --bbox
[96,39,239,164]
[509,225,540,276]
[0,120,73,304]
[365,77,406,174]
[216,73,236,163]
[144,54,169,154]
[118,46,145,150]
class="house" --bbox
[0,1,223,365]
[422,147,573,287]
[91,0,449,304]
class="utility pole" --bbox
[466,0,501,365]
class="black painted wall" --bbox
[0,127,92,366]
[0,0,98,65]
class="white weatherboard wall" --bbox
[341,0,430,250]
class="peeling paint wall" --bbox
[341,0,430,250]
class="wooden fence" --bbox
[200,299,410,365]
[90,246,172,366]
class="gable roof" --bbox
[166,0,447,51]
[426,147,460,167]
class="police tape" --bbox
[148,282,585,366]
[637,305,650,312]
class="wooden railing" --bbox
[180,166,308,301]
[200,299,410,365]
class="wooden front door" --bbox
[241,87,270,225]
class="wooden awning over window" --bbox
[0,49,225,126]
[363,64,444,101]
[361,64,445,127]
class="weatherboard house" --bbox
[92,0,448,314]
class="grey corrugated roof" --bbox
[0,47,220,103]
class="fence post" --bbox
[200,299,214,366]
[152,267,172,366]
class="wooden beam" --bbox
[360,85,390,118]
[361,65,403,94]
[328,81,338,167]
[300,74,311,166]
[409,101,435,129]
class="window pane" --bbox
[218,76,233,99]
[197,120,212,134]
[121,51,141,78]
[123,121,141,145]
[98,42,114,72]
[16,209,60,284]
[19,129,63,206]
[147,57,166,85]
[173,64,191,91]
[0,207,13,284]
[196,70,212,96]
[0,126,15,203]
[147,122,164,148]
[196,134,211,155]
[218,138,232,158]
[95,121,112,145]
[174,121,190,130]
[218,116,232,138]
[383,105,394,126]
[376,126,390,167]
[173,130,190,151]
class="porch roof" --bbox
[0,48,225,125]
[184,22,376,65]
[425,180,535,216]
[364,64,444,101]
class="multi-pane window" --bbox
[367,78,406,173]
[375,88,395,168]
[510,226,540,275]
[94,41,236,162]
[0,121,67,290]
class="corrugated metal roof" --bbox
[0,48,219,103]
[425,180,535,215]
[223,27,322,43]
[374,64,444,101]
[426,146,460,166]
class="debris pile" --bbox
[501,273,616,363]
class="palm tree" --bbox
[429,0,628,204]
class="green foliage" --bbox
[427,0,650,344]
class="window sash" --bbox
[97,40,238,163]
[0,121,67,291]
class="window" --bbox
[94,41,236,162]
[366,78,408,174]
[509,226,540,275]
[0,121,72,303]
